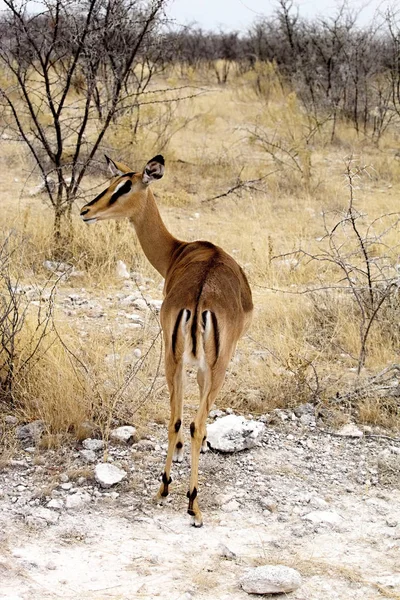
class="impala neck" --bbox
[129,188,179,278]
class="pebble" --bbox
[35,507,59,525]
[219,544,237,560]
[46,499,64,511]
[221,500,241,512]
[240,564,302,594]
[303,510,343,525]
[110,426,136,445]
[5,415,18,425]
[16,420,45,441]
[133,299,148,311]
[66,492,91,510]
[207,415,265,452]
[79,449,97,463]
[82,438,104,451]
[95,463,127,488]
[337,423,363,438]
[116,260,130,279]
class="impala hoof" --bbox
[191,514,203,528]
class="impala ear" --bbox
[105,155,132,177]
[142,155,165,184]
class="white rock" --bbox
[207,415,265,452]
[119,293,141,306]
[240,565,301,594]
[110,426,136,445]
[16,420,45,441]
[65,492,91,510]
[303,510,343,525]
[377,574,400,589]
[149,299,163,311]
[35,507,59,525]
[123,313,144,324]
[5,415,18,425]
[133,348,142,359]
[46,499,64,511]
[116,260,130,279]
[61,482,72,491]
[95,463,127,488]
[133,298,148,311]
[79,449,97,463]
[82,438,104,451]
[337,423,363,437]
[221,500,241,512]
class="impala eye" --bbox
[109,179,132,205]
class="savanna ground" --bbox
[1,63,400,598]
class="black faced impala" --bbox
[80,155,253,526]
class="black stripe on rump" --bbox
[109,179,132,205]
[210,311,220,358]
[191,310,198,357]
[172,309,188,356]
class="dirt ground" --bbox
[1,414,400,600]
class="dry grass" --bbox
[1,63,400,436]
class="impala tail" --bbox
[171,307,220,367]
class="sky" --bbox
[168,0,395,31]
[0,0,395,30]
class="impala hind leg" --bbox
[188,361,227,527]
[156,351,184,503]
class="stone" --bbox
[16,420,45,442]
[303,510,343,525]
[294,403,314,417]
[82,438,104,451]
[66,492,91,510]
[260,498,277,512]
[116,260,130,279]
[59,474,69,483]
[5,415,18,425]
[133,298,148,311]
[377,574,400,589]
[95,463,127,488]
[206,415,265,452]
[337,423,363,438]
[219,544,237,560]
[46,499,64,511]
[133,348,142,359]
[221,500,241,512]
[25,516,47,529]
[110,426,136,445]
[35,507,59,525]
[299,413,316,426]
[209,409,225,419]
[79,449,97,463]
[149,299,163,311]
[240,564,302,594]
[61,482,72,491]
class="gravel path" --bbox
[1,415,400,599]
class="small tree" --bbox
[0,0,169,247]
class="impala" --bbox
[80,155,253,526]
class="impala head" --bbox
[80,155,165,223]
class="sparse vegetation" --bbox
[0,0,399,445]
